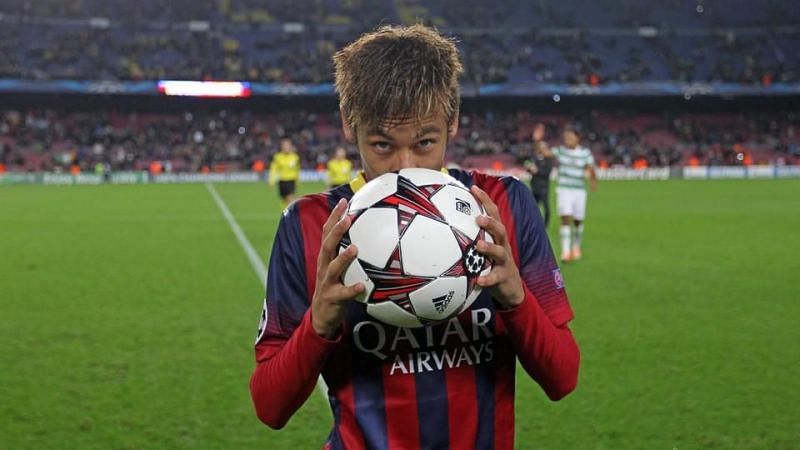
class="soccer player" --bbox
[269,138,301,207]
[552,126,598,262]
[250,25,579,449]
[523,123,555,227]
[326,145,353,189]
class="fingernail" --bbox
[477,215,488,226]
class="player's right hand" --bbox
[311,198,364,339]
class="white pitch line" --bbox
[205,183,329,399]
[206,183,268,287]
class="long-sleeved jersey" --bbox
[250,168,580,449]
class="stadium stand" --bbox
[2,108,798,172]
[0,0,797,84]
[1,0,799,174]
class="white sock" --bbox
[573,224,584,249]
[560,225,571,255]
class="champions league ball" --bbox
[340,168,493,328]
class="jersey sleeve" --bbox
[585,149,596,168]
[503,177,574,327]
[475,172,579,400]
[254,203,311,360]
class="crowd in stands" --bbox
[2,1,799,175]
[2,108,798,174]
[0,0,798,85]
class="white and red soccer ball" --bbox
[340,168,493,327]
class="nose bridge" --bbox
[396,146,414,169]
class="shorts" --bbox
[531,187,549,205]
[556,187,587,220]
[278,180,296,198]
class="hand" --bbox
[311,198,364,338]
[524,160,538,174]
[590,179,598,192]
[470,186,526,309]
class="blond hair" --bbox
[333,24,463,133]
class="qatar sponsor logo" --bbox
[352,307,495,375]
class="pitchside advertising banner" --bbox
[2,167,800,185]
[0,170,329,185]
[683,166,800,180]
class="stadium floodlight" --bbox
[157,81,252,98]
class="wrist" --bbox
[497,290,526,310]
[311,312,342,340]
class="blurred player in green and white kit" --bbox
[550,126,597,262]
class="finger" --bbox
[470,185,500,220]
[477,270,502,288]
[323,282,366,305]
[321,198,348,238]
[319,214,352,267]
[476,239,507,264]
[337,281,366,301]
[476,214,507,247]
[326,244,359,283]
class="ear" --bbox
[340,107,355,143]
[447,113,459,139]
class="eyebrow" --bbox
[367,128,394,140]
[414,126,443,139]
[366,125,443,140]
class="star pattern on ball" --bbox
[373,175,447,237]
[342,172,493,323]
[350,175,451,315]
[444,227,492,299]
[360,245,435,315]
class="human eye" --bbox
[370,141,392,153]
[417,139,436,150]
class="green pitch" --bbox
[1,179,798,449]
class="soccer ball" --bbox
[340,168,493,327]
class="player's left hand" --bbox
[470,185,526,309]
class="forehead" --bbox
[363,114,449,138]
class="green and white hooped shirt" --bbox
[553,146,595,190]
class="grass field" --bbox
[1,179,799,449]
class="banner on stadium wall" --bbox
[683,167,708,179]
[708,166,747,179]
[746,166,775,179]
[3,167,800,186]
[680,166,794,180]
[2,78,800,98]
[776,166,800,178]
[596,167,670,180]
[0,173,39,184]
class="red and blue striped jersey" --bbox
[250,169,579,450]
